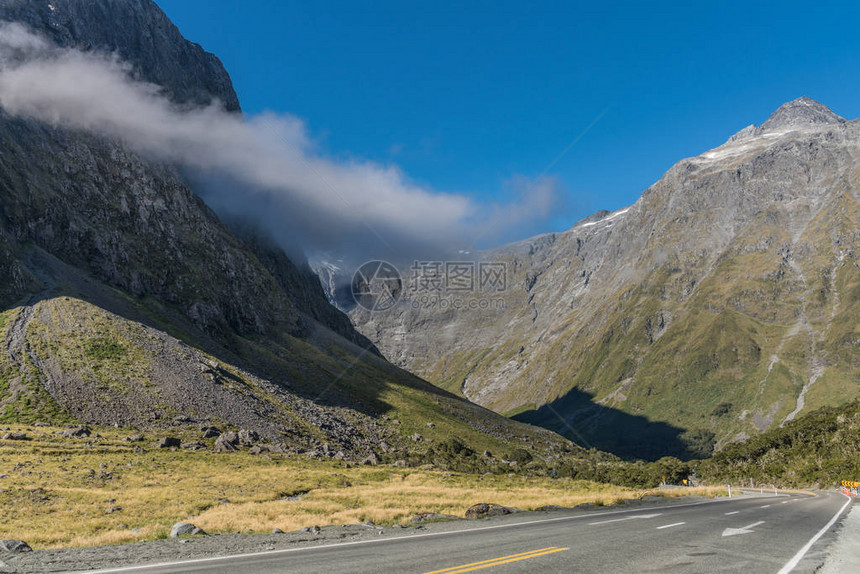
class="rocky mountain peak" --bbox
[757,96,845,133]
[0,0,240,111]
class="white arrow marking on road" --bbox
[722,521,765,537]
[724,511,739,515]
[588,513,662,525]
[759,505,771,508]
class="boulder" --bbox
[170,522,206,538]
[200,426,220,439]
[0,539,31,552]
[125,434,145,442]
[157,437,181,448]
[2,432,28,440]
[218,431,239,445]
[181,441,206,450]
[360,453,379,466]
[214,433,239,452]
[464,503,518,520]
[63,426,91,438]
[237,429,259,446]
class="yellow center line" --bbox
[423,546,569,574]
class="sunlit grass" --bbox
[0,424,725,549]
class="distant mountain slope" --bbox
[0,0,577,464]
[348,98,860,459]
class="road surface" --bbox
[84,491,852,574]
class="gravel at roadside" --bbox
[820,498,860,573]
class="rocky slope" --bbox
[348,97,860,459]
[0,0,576,463]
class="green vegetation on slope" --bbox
[700,397,860,487]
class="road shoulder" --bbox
[820,499,860,573]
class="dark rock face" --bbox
[0,1,351,340]
[0,0,374,347]
[0,115,300,337]
[0,0,240,111]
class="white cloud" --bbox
[0,22,560,259]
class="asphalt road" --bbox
[85,492,852,574]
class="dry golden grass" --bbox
[0,425,726,549]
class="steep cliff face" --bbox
[0,0,571,462]
[0,0,240,111]
[348,98,860,459]
[0,116,302,337]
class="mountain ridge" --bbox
[0,0,241,111]
[345,97,860,459]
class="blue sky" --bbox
[157,0,860,238]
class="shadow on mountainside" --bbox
[513,386,714,461]
[1,245,420,420]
